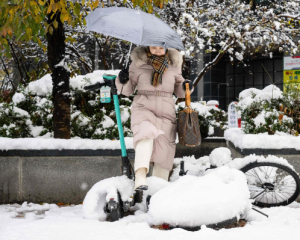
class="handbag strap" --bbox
[185,83,191,108]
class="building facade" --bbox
[188,51,284,110]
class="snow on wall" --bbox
[0,137,134,150]
[224,128,300,150]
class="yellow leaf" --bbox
[67,16,73,26]
[49,26,53,34]
[82,0,85,5]
[7,27,13,37]
[52,2,57,12]
[102,1,104,7]
[30,1,37,6]
[47,3,53,14]
[43,46,46,52]
[93,1,98,9]
[53,20,58,29]
[38,0,46,6]
[60,13,67,22]
[34,7,40,16]
[1,38,8,45]
[83,18,87,26]
[38,38,41,46]
[56,2,62,11]
[26,28,32,39]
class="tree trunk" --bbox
[47,2,71,139]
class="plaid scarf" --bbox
[146,47,170,87]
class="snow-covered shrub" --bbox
[2,70,226,140]
[0,103,32,138]
[176,101,227,138]
[237,85,300,136]
[69,85,133,139]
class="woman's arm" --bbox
[174,67,194,98]
[115,62,139,97]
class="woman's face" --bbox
[149,46,165,56]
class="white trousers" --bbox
[134,138,170,181]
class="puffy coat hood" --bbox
[130,46,183,68]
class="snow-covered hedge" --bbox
[0,70,227,139]
[237,84,300,136]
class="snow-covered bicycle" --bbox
[83,77,300,230]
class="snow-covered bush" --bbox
[1,70,227,139]
[0,102,32,138]
[0,71,133,139]
[237,85,300,136]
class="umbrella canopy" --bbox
[85,7,185,51]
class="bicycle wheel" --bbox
[241,161,300,207]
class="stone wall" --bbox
[0,139,226,204]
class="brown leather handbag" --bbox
[177,83,201,147]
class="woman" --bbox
[116,46,194,190]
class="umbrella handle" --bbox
[125,42,133,69]
[185,83,191,107]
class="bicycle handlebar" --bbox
[84,82,103,91]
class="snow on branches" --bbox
[173,0,300,86]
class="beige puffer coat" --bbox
[116,46,192,171]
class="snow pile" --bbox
[83,176,170,221]
[7,202,54,220]
[170,155,210,182]
[148,167,252,227]
[224,128,300,150]
[82,176,134,220]
[25,74,53,96]
[238,85,282,110]
[209,147,232,167]
[0,137,134,150]
[25,70,121,96]
[206,100,219,106]
[12,92,26,104]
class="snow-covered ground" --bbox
[1,202,300,240]
[1,151,300,239]
[225,128,300,150]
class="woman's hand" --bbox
[182,80,194,91]
[118,68,129,84]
